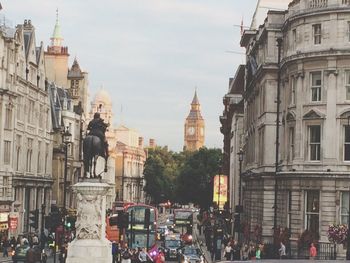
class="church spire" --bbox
[192,89,199,105]
[50,9,63,47]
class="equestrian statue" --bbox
[83,112,109,178]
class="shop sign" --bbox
[213,175,228,210]
[0,212,9,222]
[9,217,18,230]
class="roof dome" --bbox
[93,87,112,105]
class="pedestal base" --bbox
[66,237,112,263]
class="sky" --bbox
[2,0,290,152]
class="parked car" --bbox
[178,245,203,263]
[12,245,45,263]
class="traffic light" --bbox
[66,216,76,230]
[144,208,150,228]
[29,209,39,230]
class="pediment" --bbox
[303,109,324,119]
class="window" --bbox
[311,72,322,102]
[27,100,35,124]
[4,106,12,129]
[345,71,350,100]
[4,141,11,164]
[305,191,319,235]
[341,191,349,224]
[290,76,297,104]
[292,29,296,50]
[17,96,24,121]
[313,24,321,44]
[15,135,21,171]
[289,127,295,161]
[345,125,350,161]
[287,191,292,229]
[37,141,41,173]
[309,125,321,161]
[26,138,33,172]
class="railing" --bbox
[309,0,328,8]
[297,243,336,260]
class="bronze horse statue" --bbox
[83,135,108,178]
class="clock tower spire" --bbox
[184,90,205,151]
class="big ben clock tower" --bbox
[184,91,205,151]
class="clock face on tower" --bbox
[188,127,195,135]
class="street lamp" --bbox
[237,149,244,208]
[347,116,350,260]
[236,149,244,242]
[62,126,72,217]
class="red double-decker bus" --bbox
[106,203,158,249]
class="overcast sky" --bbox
[2,0,290,152]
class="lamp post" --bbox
[237,149,243,209]
[236,149,244,243]
[62,126,72,219]
[347,116,350,260]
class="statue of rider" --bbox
[87,112,109,159]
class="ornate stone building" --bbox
[232,0,350,257]
[0,20,53,235]
[220,65,244,233]
[45,13,88,214]
[184,91,205,151]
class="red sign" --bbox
[9,217,18,230]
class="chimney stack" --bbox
[149,139,155,148]
[138,137,144,148]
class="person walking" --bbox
[112,241,118,263]
[138,247,151,263]
[2,237,9,257]
[121,245,132,263]
[26,245,36,263]
[224,242,232,260]
[309,243,317,260]
[279,242,286,259]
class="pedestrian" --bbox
[112,241,118,263]
[241,244,249,261]
[121,245,132,263]
[224,242,232,260]
[2,237,9,257]
[232,240,240,260]
[26,245,36,263]
[279,242,286,259]
[131,248,138,263]
[255,245,261,260]
[138,247,151,263]
[248,243,256,260]
[155,248,165,263]
[309,243,317,260]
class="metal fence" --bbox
[262,242,337,260]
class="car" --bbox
[12,244,44,263]
[178,245,204,263]
[164,234,182,260]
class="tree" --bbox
[176,148,222,208]
[143,147,179,203]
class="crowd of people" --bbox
[111,243,165,263]
[0,234,40,257]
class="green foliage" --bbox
[143,146,222,208]
[176,148,222,208]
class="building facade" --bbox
[233,0,350,257]
[184,91,205,151]
[0,20,54,236]
[45,13,88,214]
[220,65,245,234]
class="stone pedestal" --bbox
[66,180,112,263]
